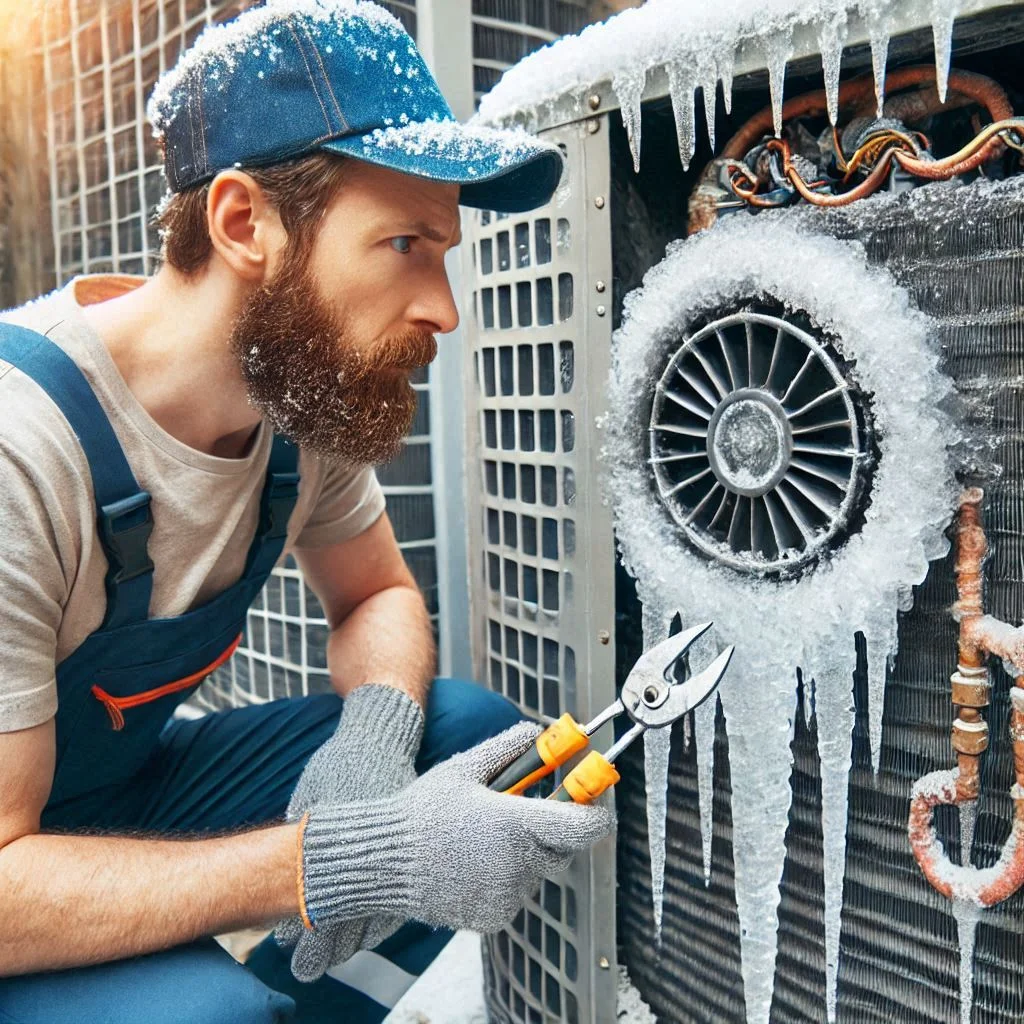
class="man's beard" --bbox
[230,252,437,465]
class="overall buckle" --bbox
[98,492,155,584]
[262,472,300,540]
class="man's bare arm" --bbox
[0,720,300,976]
[296,513,436,708]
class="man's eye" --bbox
[390,236,412,254]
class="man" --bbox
[0,2,614,1021]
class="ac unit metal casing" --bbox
[464,118,619,1024]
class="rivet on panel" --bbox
[596,305,607,317]
[598,629,610,645]
[598,956,611,969]
[586,118,600,135]
[595,281,606,293]
[588,93,601,110]
[593,196,605,209]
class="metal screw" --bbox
[595,281,606,293]
[643,685,660,704]
[596,305,607,317]
[594,195,605,209]
[598,956,611,970]
[598,629,610,645]
[588,93,601,110]
[586,118,600,135]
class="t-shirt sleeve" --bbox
[294,458,387,549]
[0,384,78,731]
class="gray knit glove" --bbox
[295,721,616,949]
[275,684,424,979]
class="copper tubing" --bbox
[909,774,1024,904]
[719,66,1012,161]
[909,490,1024,906]
[688,67,1013,232]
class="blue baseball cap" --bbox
[146,0,562,214]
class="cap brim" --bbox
[321,121,563,214]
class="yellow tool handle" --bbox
[550,750,621,804]
[489,713,590,795]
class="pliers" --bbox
[489,621,734,804]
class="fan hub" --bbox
[707,390,792,497]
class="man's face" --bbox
[230,161,461,465]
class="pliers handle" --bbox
[488,713,591,795]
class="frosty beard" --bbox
[231,252,437,466]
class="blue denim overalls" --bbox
[0,322,299,819]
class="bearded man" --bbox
[0,3,614,1022]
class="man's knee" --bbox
[417,677,523,771]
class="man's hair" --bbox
[155,151,349,275]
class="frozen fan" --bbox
[648,305,875,577]
[604,215,958,1024]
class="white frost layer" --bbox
[617,965,659,1023]
[476,0,965,171]
[605,215,957,1024]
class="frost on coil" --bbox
[604,215,957,1024]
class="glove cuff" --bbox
[338,684,425,765]
[299,797,414,927]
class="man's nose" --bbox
[411,271,460,336]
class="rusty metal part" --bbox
[688,67,1014,233]
[908,489,1024,906]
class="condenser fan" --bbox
[649,309,874,575]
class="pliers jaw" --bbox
[621,622,734,730]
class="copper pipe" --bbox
[719,66,1011,161]
[909,490,1024,906]
[688,67,1013,232]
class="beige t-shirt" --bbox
[0,275,386,732]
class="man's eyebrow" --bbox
[391,220,462,246]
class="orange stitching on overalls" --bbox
[91,633,242,731]
[299,23,348,133]
[286,23,332,133]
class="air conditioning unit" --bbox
[466,1,1024,1021]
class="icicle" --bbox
[960,799,978,865]
[811,657,856,1024]
[952,899,982,1024]
[719,674,797,1024]
[866,618,897,773]
[682,709,693,753]
[666,60,697,172]
[692,630,721,886]
[641,604,673,942]
[817,10,848,125]
[696,50,720,153]
[764,29,794,137]
[719,42,736,116]
[931,0,960,104]
[613,68,646,173]
[866,7,892,117]
[644,726,672,942]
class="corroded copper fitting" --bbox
[950,666,991,709]
[909,772,1024,905]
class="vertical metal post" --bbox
[415,0,474,678]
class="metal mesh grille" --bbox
[466,119,618,1024]
[24,0,441,712]
[470,0,591,104]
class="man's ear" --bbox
[206,169,288,284]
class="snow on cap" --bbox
[146,0,563,212]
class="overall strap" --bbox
[242,432,300,582]
[0,323,154,629]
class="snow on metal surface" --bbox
[604,214,957,1024]
[475,0,976,172]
